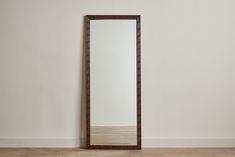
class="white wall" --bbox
[90,20,137,126]
[0,0,235,147]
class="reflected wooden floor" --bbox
[91,126,137,145]
[0,148,235,157]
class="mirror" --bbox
[85,15,141,149]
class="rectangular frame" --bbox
[85,15,141,149]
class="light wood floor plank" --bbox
[91,126,137,145]
[0,148,235,157]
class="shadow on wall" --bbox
[79,16,87,148]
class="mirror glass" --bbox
[89,19,137,146]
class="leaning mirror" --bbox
[85,15,141,149]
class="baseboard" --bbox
[0,138,80,147]
[142,138,235,147]
[1,138,235,148]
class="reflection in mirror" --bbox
[86,15,141,149]
[90,20,137,145]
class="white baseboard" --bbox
[1,138,235,148]
[0,138,80,147]
[142,138,235,147]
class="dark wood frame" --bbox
[85,15,141,150]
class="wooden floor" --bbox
[0,148,235,157]
[91,126,137,145]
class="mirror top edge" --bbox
[85,15,140,20]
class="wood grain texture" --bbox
[91,126,137,145]
[1,148,235,157]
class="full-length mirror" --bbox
[85,15,141,149]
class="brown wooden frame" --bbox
[85,15,141,150]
